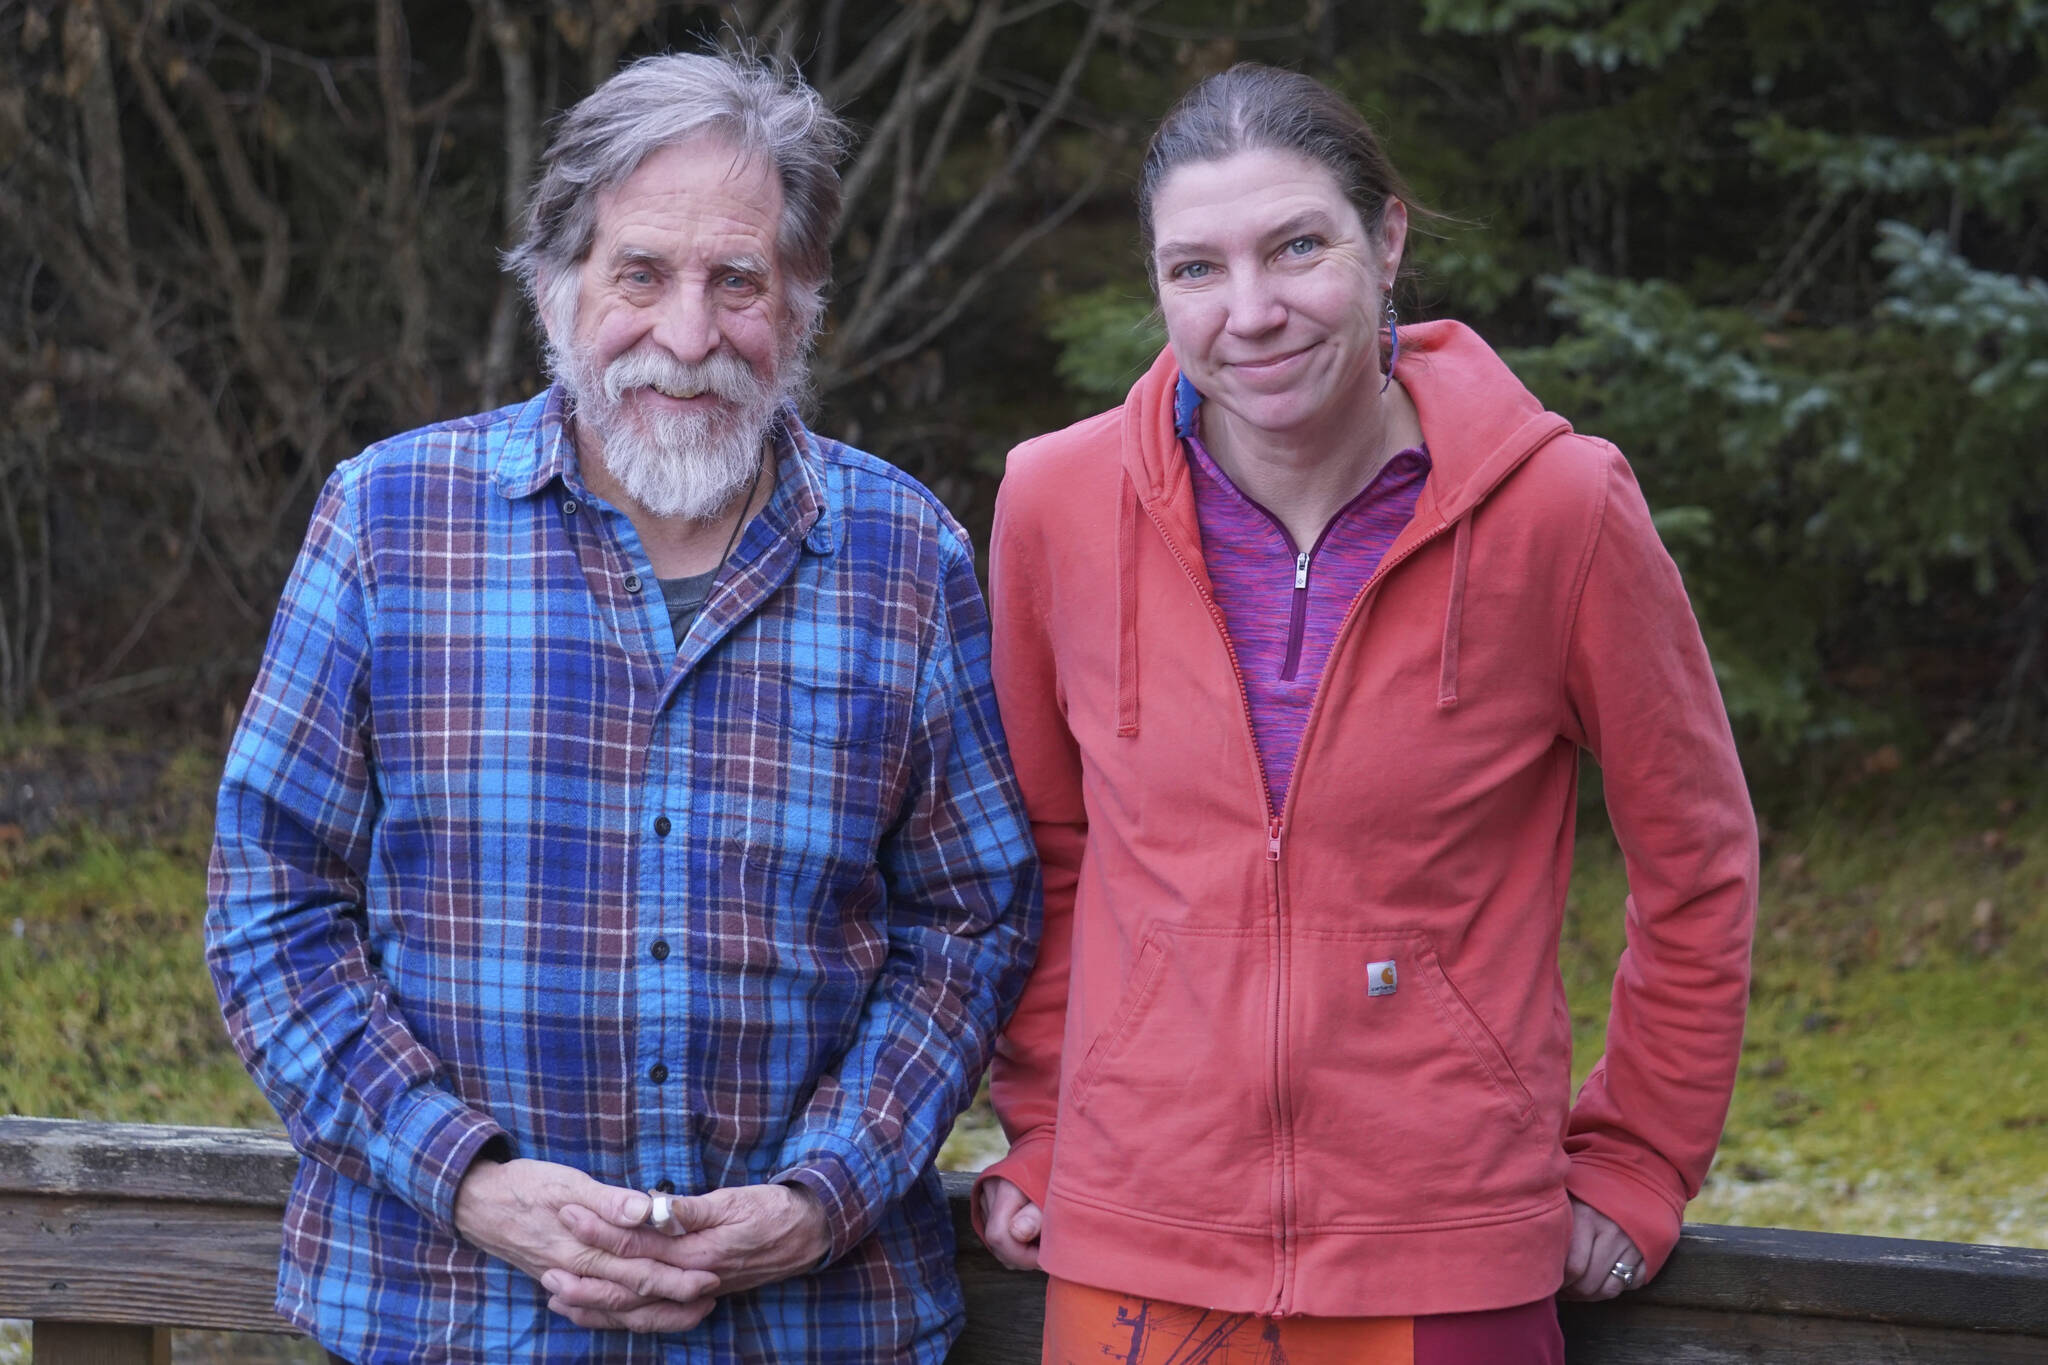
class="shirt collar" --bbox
[760,405,837,556]
[490,386,575,498]
[491,385,836,556]
[1173,372,1203,440]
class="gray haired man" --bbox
[206,51,1039,1362]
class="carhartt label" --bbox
[1366,960,1398,997]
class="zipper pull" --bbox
[1294,551,1310,590]
[1267,817,1283,861]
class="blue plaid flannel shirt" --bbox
[206,388,1041,1363]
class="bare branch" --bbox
[588,0,657,86]
[813,0,848,87]
[914,4,1002,201]
[169,46,295,317]
[198,529,264,627]
[827,0,1113,365]
[994,0,1080,26]
[0,337,174,414]
[836,1,1001,233]
[377,0,432,413]
[70,1,132,284]
[754,0,810,63]
[820,3,938,107]
[0,450,23,714]
[831,152,1111,388]
[0,148,146,338]
[480,0,541,409]
[105,6,249,307]
[415,16,487,126]
[183,0,373,130]
[845,36,925,327]
[84,483,206,689]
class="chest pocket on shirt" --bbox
[751,676,892,749]
[718,670,908,873]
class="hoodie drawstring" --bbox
[1117,470,1141,737]
[1438,513,1471,711]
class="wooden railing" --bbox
[4,1117,2045,1363]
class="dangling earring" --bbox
[1381,293,1401,394]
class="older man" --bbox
[206,52,1038,1363]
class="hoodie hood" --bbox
[1119,320,1569,518]
[1109,319,1574,734]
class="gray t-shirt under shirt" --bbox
[656,567,720,647]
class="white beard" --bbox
[556,340,801,521]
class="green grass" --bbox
[2,731,2042,1249]
[0,740,281,1130]
[1560,773,2048,1248]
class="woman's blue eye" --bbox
[1286,236,1318,256]
[1175,262,1211,280]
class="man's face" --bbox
[554,134,797,520]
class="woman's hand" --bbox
[977,1176,1044,1271]
[1559,1196,1645,1300]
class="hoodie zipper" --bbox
[1140,488,1466,1317]
[1136,496,1298,1312]
[1263,516,1461,1318]
[1282,520,1469,1319]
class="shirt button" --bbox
[653,1178,675,1194]
[648,1062,668,1084]
[624,573,643,594]
[654,815,672,836]
[562,498,579,516]
[651,939,670,960]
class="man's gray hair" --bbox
[507,51,851,350]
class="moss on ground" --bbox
[0,737,280,1129]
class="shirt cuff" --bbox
[366,1085,510,1235]
[773,1134,886,1265]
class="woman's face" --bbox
[1151,148,1406,446]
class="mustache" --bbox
[601,348,761,405]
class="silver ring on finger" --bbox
[1608,1259,1639,1289]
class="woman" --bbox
[975,65,1757,1362]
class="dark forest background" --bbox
[4,0,2046,797]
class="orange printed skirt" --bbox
[1040,1277,1564,1365]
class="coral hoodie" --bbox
[979,320,1757,1318]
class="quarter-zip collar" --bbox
[1177,382,1430,683]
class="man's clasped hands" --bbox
[453,1157,829,1333]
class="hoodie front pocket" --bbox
[1288,928,1559,1231]
[1065,928,1170,1118]
[1053,923,1275,1230]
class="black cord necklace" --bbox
[712,456,764,573]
